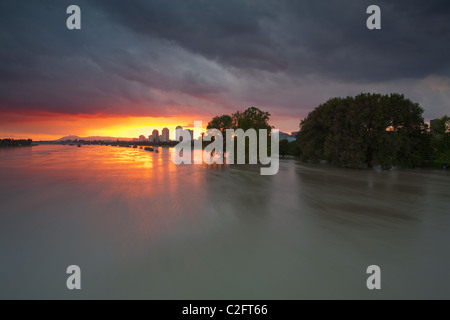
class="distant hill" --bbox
[55,135,134,142]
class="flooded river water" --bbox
[0,145,449,299]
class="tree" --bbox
[206,107,274,162]
[207,115,233,135]
[207,107,272,133]
[431,115,450,166]
[290,140,301,157]
[279,139,290,158]
[231,107,272,131]
[298,97,352,163]
[382,93,429,168]
[297,93,428,169]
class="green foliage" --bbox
[290,140,301,157]
[207,115,233,134]
[231,107,273,131]
[279,139,290,157]
[207,107,273,134]
[206,107,274,162]
[279,139,301,157]
[431,115,450,165]
[298,93,429,169]
[207,107,272,133]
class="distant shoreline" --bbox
[0,145,35,148]
[0,139,33,147]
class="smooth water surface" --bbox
[0,145,449,299]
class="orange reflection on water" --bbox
[0,145,208,253]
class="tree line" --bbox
[0,139,33,147]
[296,93,449,169]
[206,93,449,169]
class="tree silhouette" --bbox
[298,93,428,169]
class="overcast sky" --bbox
[1,0,449,136]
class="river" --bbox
[0,145,449,299]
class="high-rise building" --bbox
[175,126,183,141]
[150,129,159,143]
[161,128,169,142]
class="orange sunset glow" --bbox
[0,113,209,141]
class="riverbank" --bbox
[0,139,33,147]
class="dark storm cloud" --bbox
[0,0,449,119]
[95,0,286,73]
[0,0,227,116]
[97,0,450,81]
